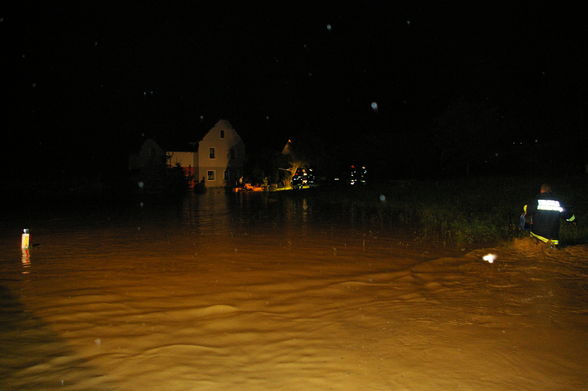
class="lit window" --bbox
[207,170,215,181]
[209,147,215,159]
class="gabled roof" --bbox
[212,119,234,130]
[127,118,241,154]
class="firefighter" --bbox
[522,184,576,247]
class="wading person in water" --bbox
[522,183,576,247]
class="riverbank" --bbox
[278,175,588,248]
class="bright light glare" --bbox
[482,253,497,263]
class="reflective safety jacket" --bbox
[524,192,576,245]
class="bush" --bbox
[314,176,587,248]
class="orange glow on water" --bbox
[1,195,586,390]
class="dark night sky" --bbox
[5,2,588,180]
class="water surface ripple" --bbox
[1,191,587,390]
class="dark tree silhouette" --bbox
[432,98,504,176]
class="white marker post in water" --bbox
[21,229,30,249]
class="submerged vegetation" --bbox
[311,176,588,248]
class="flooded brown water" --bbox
[1,190,587,390]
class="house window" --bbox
[209,147,215,159]
[220,130,225,138]
[207,170,215,181]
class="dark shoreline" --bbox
[3,175,586,248]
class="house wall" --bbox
[168,151,197,189]
[128,138,167,192]
[129,139,166,171]
[197,119,245,187]
[167,151,196,168]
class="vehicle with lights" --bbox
[291,167,315,189]
[348,164,367,186]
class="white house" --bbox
[167,119,246,189]
[197,119,245,187]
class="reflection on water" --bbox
[0,189,390,251]
[179,191,323,236]
[0,189,419,261]
[180,190,233,234]
[21,249,30,274]
[0,189,426,282]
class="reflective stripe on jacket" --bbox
[525,192,574,241]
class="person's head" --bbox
[540,183,552,193]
